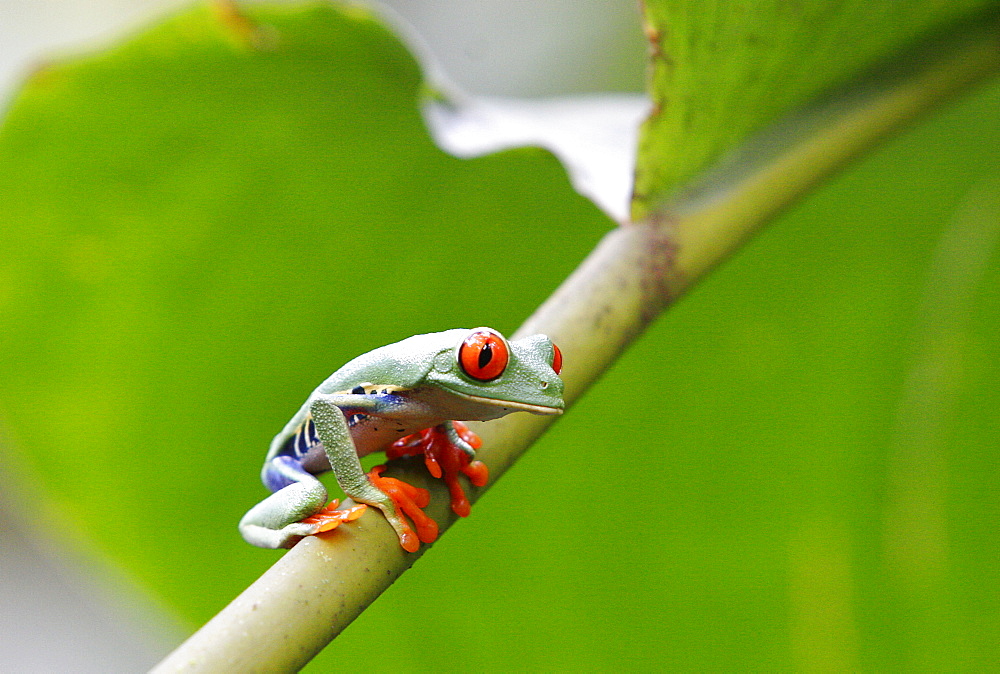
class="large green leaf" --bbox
[634,0,1000,215]
[0,1,610,625]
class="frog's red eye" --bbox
[551,343,563,375]
[459,329,509,381]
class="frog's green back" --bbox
[315,329,468,394]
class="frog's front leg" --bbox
[388,421,489,517]
[239,455,364,548]
[310,393,436,552]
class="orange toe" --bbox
[386,422,490,518]
[429,431,489,517]
[463,460,489,488]
[368,465,439,549]
[299,499,368,533]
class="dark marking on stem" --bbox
[631,216,683,327]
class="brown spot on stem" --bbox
[631,216,683,326]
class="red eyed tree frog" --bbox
[239,328,564,552]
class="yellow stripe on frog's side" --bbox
[276,413,321,459]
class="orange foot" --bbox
[299,499,367,533]
[367,465,439,552]
[388,421,490,517]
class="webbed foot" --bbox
[298,499,367,533]
[366,465,439,552]
[388,421,489,517]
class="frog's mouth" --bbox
[449,390,563,416]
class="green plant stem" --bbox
[151,15,1000,674]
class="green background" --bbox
[0,2,997,670]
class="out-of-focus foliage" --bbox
[0,1,997,671]
[634,0,1000,214]
[0,0,609,625]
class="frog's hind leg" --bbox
[239,455,363,549]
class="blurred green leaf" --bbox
[634,0,1000,215]
[0,1,610,624]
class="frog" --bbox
[239,327,564,552]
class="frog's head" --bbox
[426,327,564,415]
